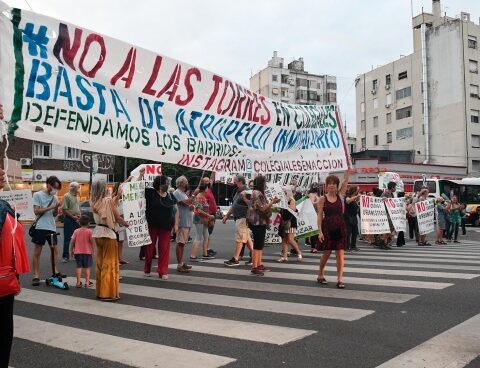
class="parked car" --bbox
[465,204,480,226]
[80,200,95,224]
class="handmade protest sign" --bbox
[216,172,317,191]
[415,199,435,235]
[0,189,34,220]
[384,197,407,232]
[121,181,151,247]
[130,163,162,187]
[264,197,318,244]
[0,4,348,174]
[360,195,390,234]
[378,172,404,193]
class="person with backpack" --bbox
[144,176,179,279]
[0,167,30,367]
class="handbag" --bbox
[29,197,55,237]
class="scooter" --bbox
[45,233,69,290]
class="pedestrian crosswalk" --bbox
[11,241,480,368]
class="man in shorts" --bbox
[173,176,194,273]
[222,176,253,266]
[31,176,64,286]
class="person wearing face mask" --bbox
[61,181,81,263]
[31,176,64,286]
[144,176,179,279]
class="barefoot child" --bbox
[70,215,95,288]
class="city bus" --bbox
[413,178,480,204]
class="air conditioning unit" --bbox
[385,103,391,108]
[371,89,377,95]
[385,84,391,90]
[20,158,32,166]
[35,173,46,181]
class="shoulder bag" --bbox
[29,197,55,237]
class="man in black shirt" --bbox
[222,176,253,266]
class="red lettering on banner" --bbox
[204,75,223,110]
[53,23,82,70]
[175,68,201,106]
[78,34,106,78]
[110,47,137,88]
[145,164,162,175]
[156,64,181,101]
[361,196,370,208]
[142,56,163,96]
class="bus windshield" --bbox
[413,180,436,194]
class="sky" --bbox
[5,0,480,134]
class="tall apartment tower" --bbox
[355,0,480,174]
[250,51,337,106]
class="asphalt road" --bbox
[8,221,480,368]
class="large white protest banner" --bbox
[415,199,435,235]
[0,189,34,220]
[0,4,348,174]
[384,197,407,232]
[360,195,390,234]
[215,172,317,191]
[121,181,151,247]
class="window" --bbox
[296,78,308,87]
[386,113,392,124]
[472,135,480,148]
[473,160,480,172]
[281,89,289,98]
[396,106,412,120]
[387,132,392,143]
[328,93,336,103]
[396,127,413,140]
[296,90,307,100]
[386,93,392,105]
[372,79,378,90]
[373,135,379,146]
[326,82,337,90]
[398,71,408,80]
[373,98,378,109]
[472,110,480,123]
[470,60,478,74]
[272,74,278,82]
[33,142,51,158]
[65,147,81,160]
[373,116,378,128]
[361,138,366,149]
[471,84,479,98]
[281,74,289,84]
[309,80,317,88]
[385,74,391,85]
[360,102,365,113]
[361,120,366,131]
[308,91,317,100]
[317,82,321,89]
[396,86,412,100]
[469,35,477,49]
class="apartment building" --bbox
[356,0,480,175]
[250,51,337,106]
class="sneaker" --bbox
[183,263,192,270]
[61,258,69,263]
[244,258,253,266]
[224,258,240,267]
[251,267,264,276]
[144,273,151,277]
[207,249,217,256]
[352,247,360,252]
[202,254,215,260]
[297,254,303,262]
[257,264,271,272]
[189,256,203,262]
[55,272,67,279]
[160,274,169,280]
[187,236,192,243]
[32,278,40,286]
[176,265,190,273]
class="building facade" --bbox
[2,136,114,199]
[250,51,337,106]
[355,0,480,175]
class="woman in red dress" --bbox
[316,171,349,288]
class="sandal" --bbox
[76,282,83,288]
[310,249,318,253]
[277,257,288,263]
[317,277,328,285]
[336,282,346,289]
[85,281,94,288]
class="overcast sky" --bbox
[6,0,480,134]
